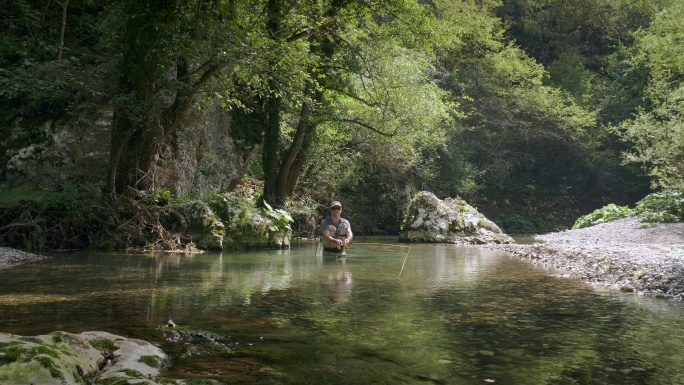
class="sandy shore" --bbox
[494,216,684,300]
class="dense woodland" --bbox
[1,0,683,249]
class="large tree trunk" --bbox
[261,0,347,206]
[262,89,282,204]
[108,109,161,193]
[107,0,170,193]
[262,0,284,205]
[275,82,317,201]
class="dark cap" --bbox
[330,201,342,208]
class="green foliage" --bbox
[432,0,609,219]
[0,0,678,237]
[139,188,174,206]
[635,191,684,224]
[571,191,684,229]
[203,191,293,238]
[0,0,111,148]
[262,201,293,232]
[88,339,118,353]
[618,2,684,190]
[0,183,109,250]
[572,203,632,229]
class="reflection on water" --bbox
[1,238,684,384]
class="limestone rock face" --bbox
[399,191,514,244]
[1,102,257,197]
[0,331,169,385]
[3,114,111,187]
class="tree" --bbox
[259,0,452,206]
[107,0,251,192]
[618,3,684,190]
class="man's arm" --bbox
[322,229,342,246]
[343,221,353,246]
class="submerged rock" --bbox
[399,191,514,244]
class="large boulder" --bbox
[177,200,226,250]
[177,196,292,250]
[399,191,514,244]
[215,199,292,250]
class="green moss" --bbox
[184,380,216,385]
[156,378,178,384]
[96,378,131,385]
[138,354,160,368]
[50,332,64,343]
[35,345,61,358]
[0,346,22,366]
[89,339,118,353]
[36,355,64,380]
[36,355,54,369]
[55,344,78,357]
[0,341,23,347]
[123,368,144,378]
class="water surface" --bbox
[1,238,683,384]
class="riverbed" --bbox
[1,238,684,384]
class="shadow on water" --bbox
[1,238,684,384]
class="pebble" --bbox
[489,216,684,301]
[0,246,48,269]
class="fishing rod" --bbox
[345,242,412,279]
[316,240,412,277]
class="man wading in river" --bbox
[320,201,353,256]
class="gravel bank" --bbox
[495,216,684,300]
[0,247,49,269]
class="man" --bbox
[320,201,353,255]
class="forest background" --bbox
[1,0,683,251]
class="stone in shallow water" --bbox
[399,191,514,244]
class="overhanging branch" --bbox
[341,118,397,137]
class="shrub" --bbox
[572,203,632,229]
[635,191,684,224]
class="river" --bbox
[1,238,683,384]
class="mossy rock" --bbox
[399,191,514,244]
[0,331,175,385]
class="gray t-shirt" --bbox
[320,217,351,248]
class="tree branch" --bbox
[286,19,336,43]
[341,118,397,137]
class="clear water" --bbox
[1,238,684,384]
